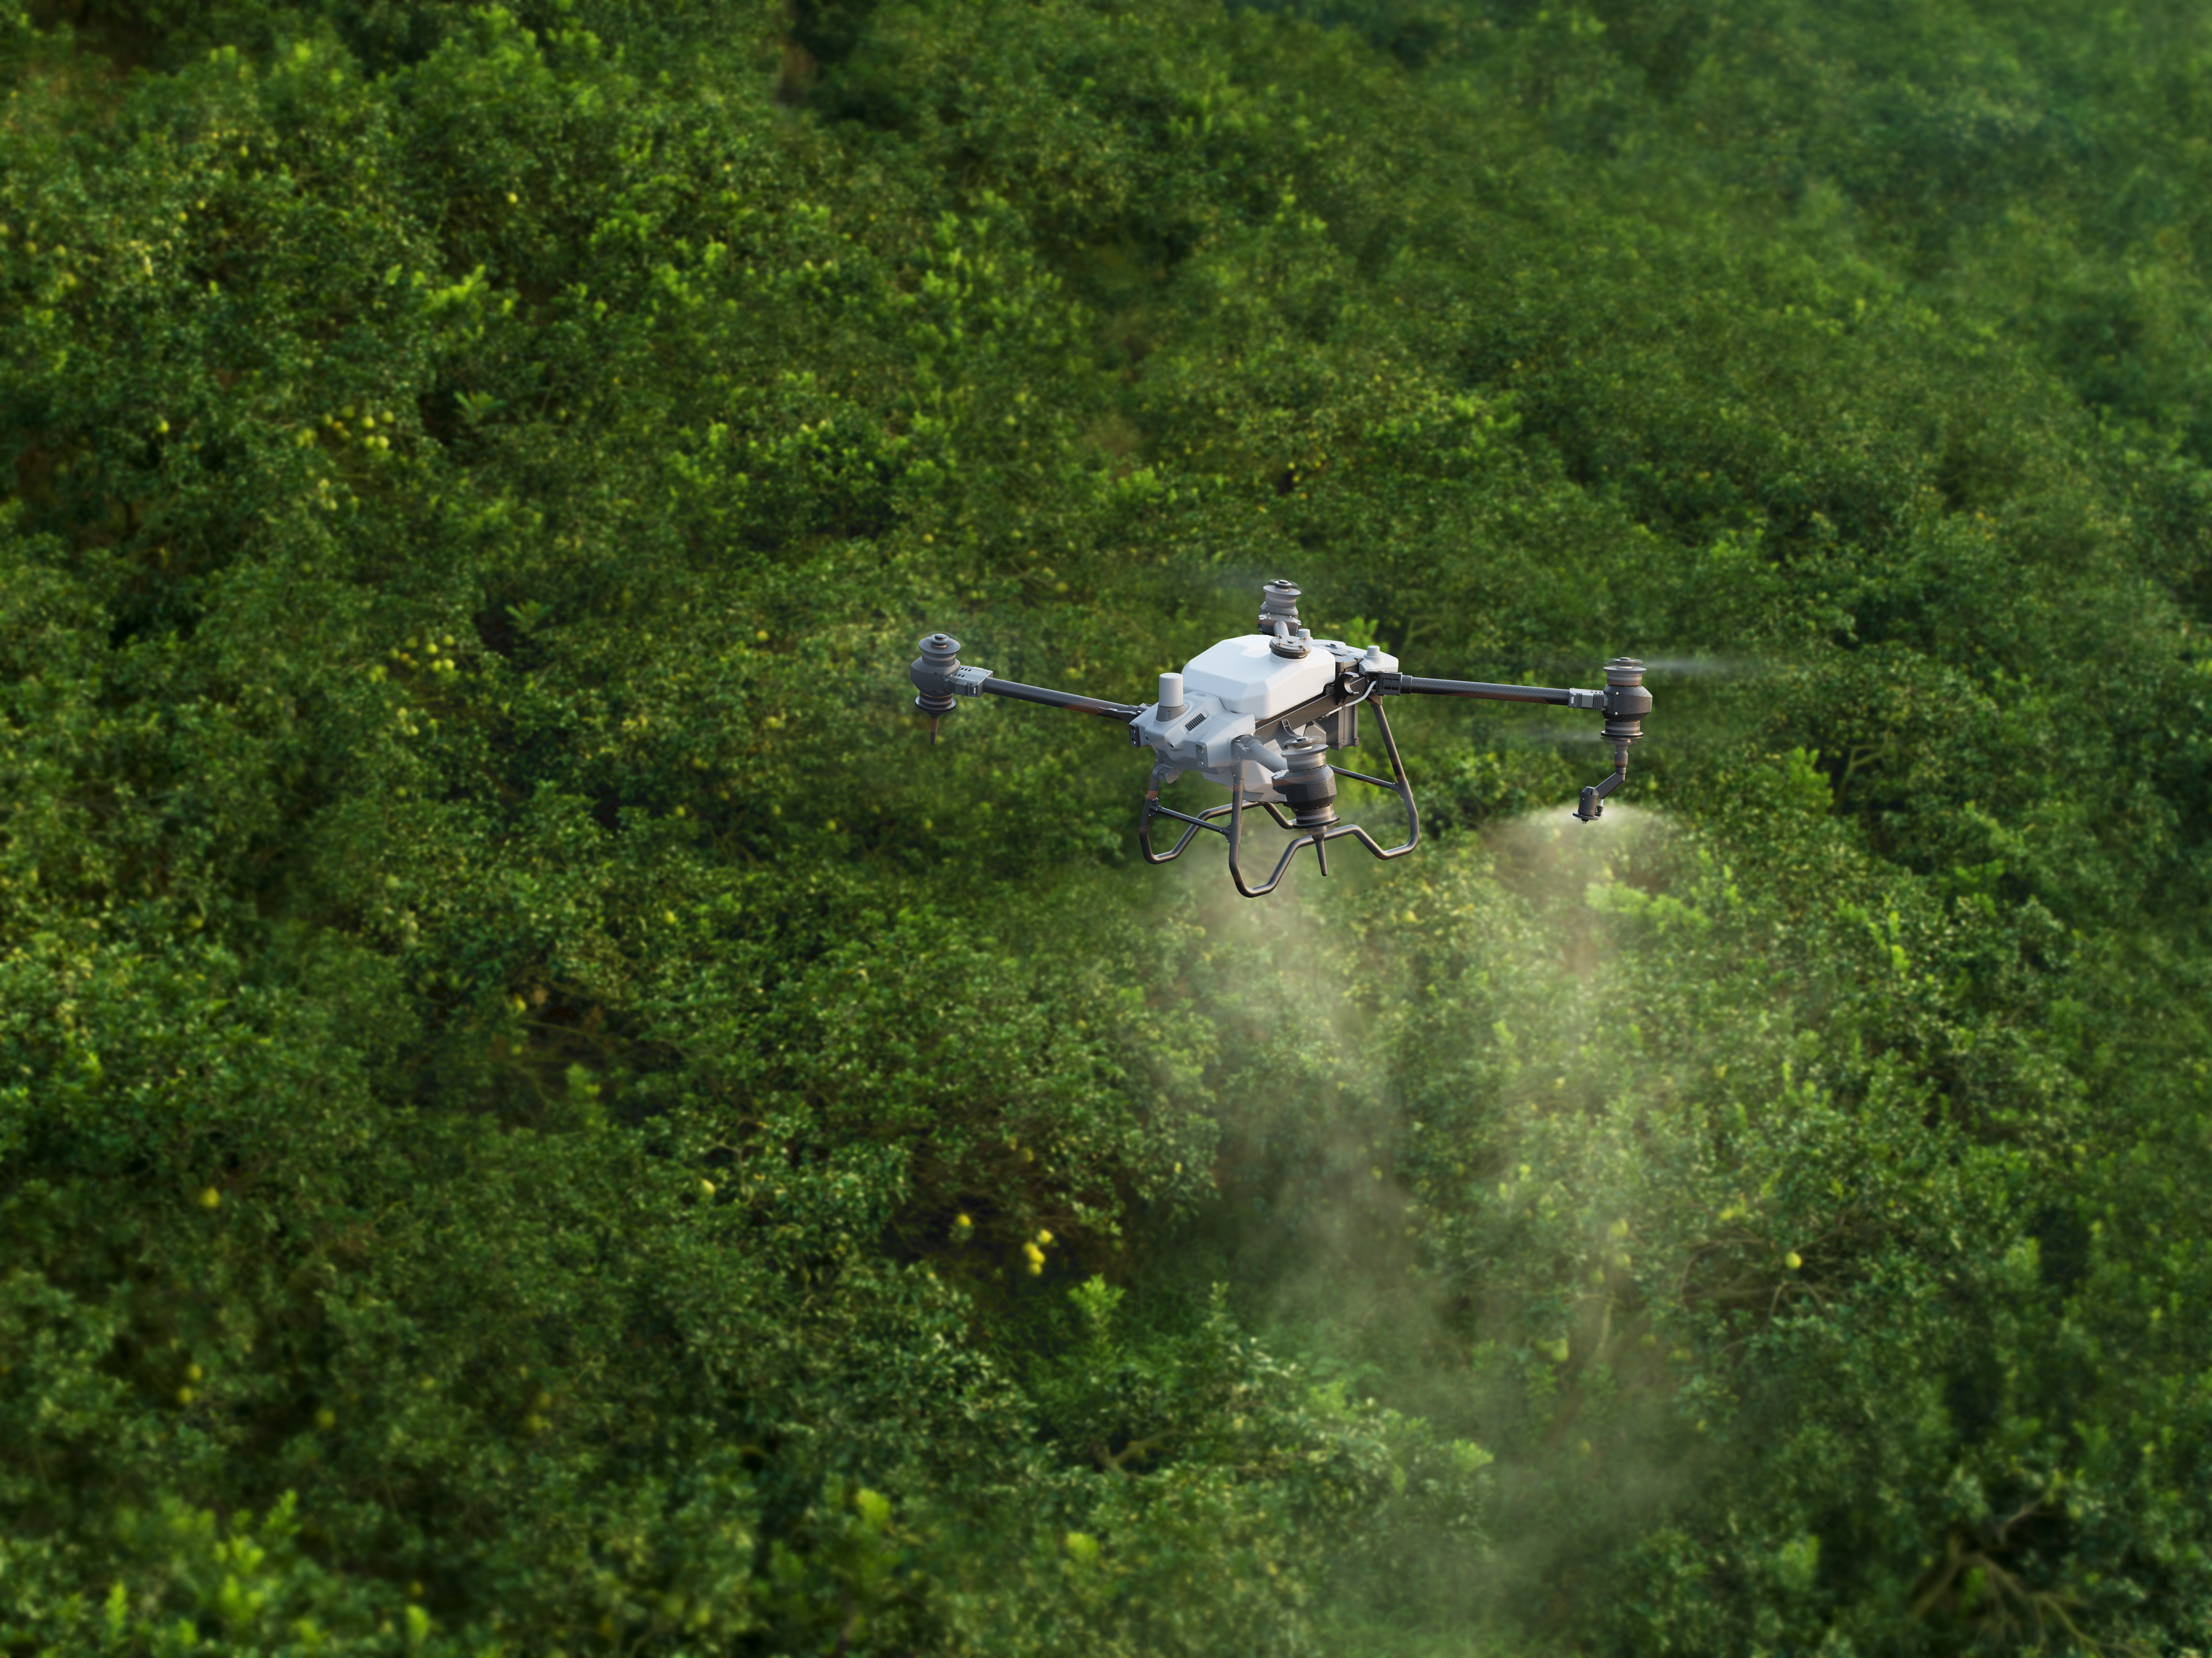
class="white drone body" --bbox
[910,579,1647,898]
[1133,633,1399,800]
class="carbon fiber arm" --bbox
[1376,673,1602,707]
[910,633,1143,741]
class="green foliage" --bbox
[4,0,2212,1651]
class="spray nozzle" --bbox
[1574,658,1650,822]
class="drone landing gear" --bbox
[1139,700,1422,898]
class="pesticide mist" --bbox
[1139,803,1742,1643]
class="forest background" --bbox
[4,0,2211,1652]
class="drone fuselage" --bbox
[1132,633,1400,798]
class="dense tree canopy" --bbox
[3,0,2210,1651]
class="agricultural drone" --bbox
[909,580,1652,898]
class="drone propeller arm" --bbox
[1379,673,1600,708]
[976,675,1146,722]
[910,632,1142,740]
